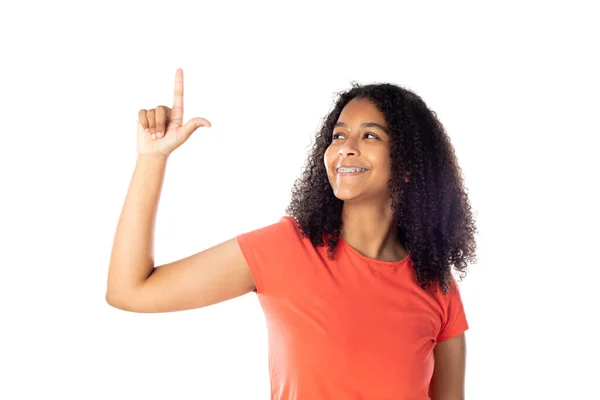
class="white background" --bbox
[1,1,598,399]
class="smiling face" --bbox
[324,97,394,203]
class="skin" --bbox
[324,98,466,399]
[429,333,467,399]
[324,97,409,262]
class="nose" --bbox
[338,137,360,157]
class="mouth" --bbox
[336,167,369,172]
[336,168,369,176]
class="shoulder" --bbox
[236,215,303,249]
[430,273,463,300]
[280,215,300,229]
[433,273,469,342]
[235,216,308,295]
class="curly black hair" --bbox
[285,82,478,294]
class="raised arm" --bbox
[105,69,256,313]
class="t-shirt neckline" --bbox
[338,235,411,267]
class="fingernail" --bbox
[151,133,156,140]
[156,131,163,138]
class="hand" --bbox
[137,68,211,158]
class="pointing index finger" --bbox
[172,68,184,124]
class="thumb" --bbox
[180,117,212,139]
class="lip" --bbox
[337,165,368,169]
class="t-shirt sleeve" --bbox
[436,275,469,342]
[235,216,300,295]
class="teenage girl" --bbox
[106,68,477,400]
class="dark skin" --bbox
[429,333,467,399]
[324,97,409,262]
[324,98,466,399]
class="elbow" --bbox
[105,290,151,313]
[105,291,124,309]
[105,291,133,311]
[105,278,142,311]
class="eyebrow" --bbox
[334,121,389,134]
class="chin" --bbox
[333,190,363,202]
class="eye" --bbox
[332,132,378,140]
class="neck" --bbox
[339,199,408,262]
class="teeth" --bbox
[338,167,368,173]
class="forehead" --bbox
[338,98,385,123]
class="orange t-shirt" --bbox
[237,216,469,400]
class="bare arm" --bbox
[428,332,467,400]
[105,69,255,313]
[105,154,255,313]
[105,155,167,301]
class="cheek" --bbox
[373,152,393,179]
[378,150,392,169]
